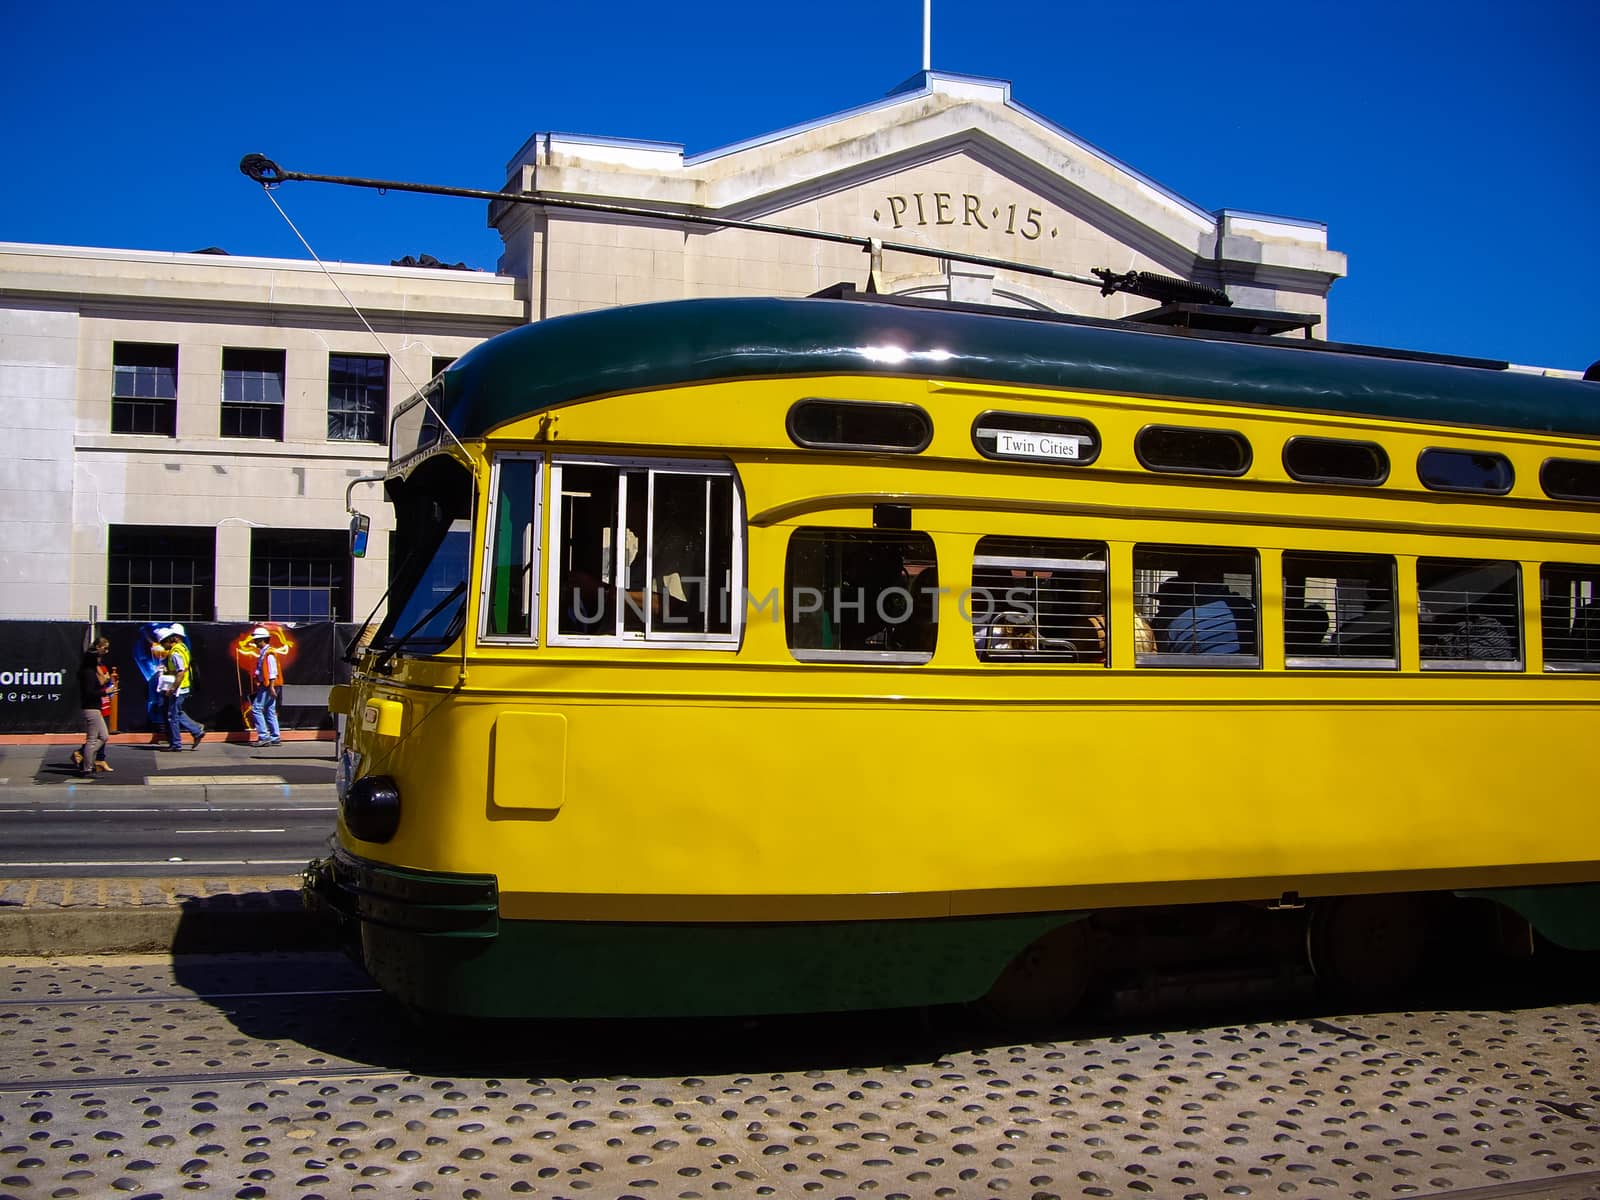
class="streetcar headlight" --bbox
[344,774,401,843]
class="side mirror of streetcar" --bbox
[349,512,371,559]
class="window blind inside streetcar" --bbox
[787,399,932,452]
[550,459,738,644]
[1282,551,1398,667]
[785,529,937,662]
[1541,565,1600,671]
[970,536,1108,664]
[1133,546,1260,666]
[1417,558,1522,669]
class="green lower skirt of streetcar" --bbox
[302,847,1078,1019]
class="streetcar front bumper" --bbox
[301,847,499,945]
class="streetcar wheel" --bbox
[977,920,1092,1026]
[1307,893,1429,1003]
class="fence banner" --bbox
[0,622,86,733]
[0,621,359,735]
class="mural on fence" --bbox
[0,621,353,735]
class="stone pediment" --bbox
[497,72,1343,320]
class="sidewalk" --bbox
[0,729,337,803]
[0,731,336,956]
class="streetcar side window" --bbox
[787,399,932,453]
[785,529,937,663]
[1417,558,1522,669]
[1134,425,1252,476]
[1541,564,1600,671]
[482,455,540,641]
[547,458,742,647]
[1133,545,1260,667]
[1418,448,1514,495]
[1282,436,1389,486]
[971,536,1108,664]
[1282,551,1397,668]
[1540,458,1600,502]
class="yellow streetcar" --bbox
[307,289,1600,1019]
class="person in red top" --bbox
[250,626,282,746]
[72,637,113,778]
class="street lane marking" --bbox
[0,858,310,867]
[174,828,289,834]
[0,807,335,814]
[148,775,288,785]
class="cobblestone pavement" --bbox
[0,953,1596,1200]
[0,877,301,911]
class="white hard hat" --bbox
[154,626,174,641]
[251,626,271,640]
[167,622,187,638]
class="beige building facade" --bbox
[496,72,1344,321]
[0,246,521,622]
[0,71,1346,624]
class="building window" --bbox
[1418,558,1521,669]
[107,525,215,621]
[1541,565,1600,671]
[547,458,741,645]
[221,348,285,440]
[111,343,178,436]
[785,529,937,663]
[1282,552,1398,667]
[1134,545,1260,666]
[328,354,388,443]
[250,529,353,621]
[971,536,1108,663]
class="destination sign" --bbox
[977,427,1086,461]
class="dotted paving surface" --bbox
[0,879,303,913]
[0,954,1596,1199]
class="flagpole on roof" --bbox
[922,0,931,71]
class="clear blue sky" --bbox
[5,1,1596,371]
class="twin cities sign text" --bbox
[874,192,1057,241]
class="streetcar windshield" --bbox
[373,457,473,659]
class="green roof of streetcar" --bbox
[428,295,1600,441]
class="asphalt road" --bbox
[0,787,335,878]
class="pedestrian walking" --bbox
[73,637,112,778]
[249,626,282,746]
[72,637,118,772]
[152,624,205,751]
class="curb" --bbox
[0,905,325,956]
[0,878,326,956]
